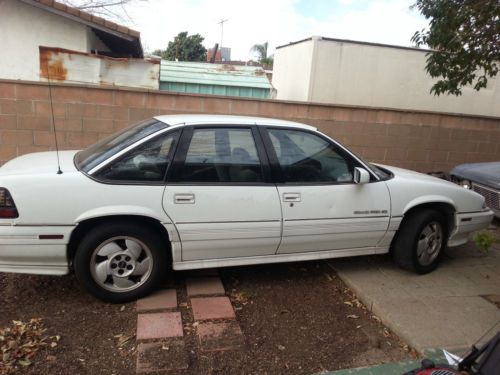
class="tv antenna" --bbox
[218,18,228,50]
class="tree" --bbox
[250,42,274,66]
[155,32,207,62]
[59,0,145,22]
[412,0,500,96]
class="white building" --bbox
[272,36,500,117]
[0,0,152,86]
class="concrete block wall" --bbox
[1,80,499,172]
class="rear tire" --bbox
[74,221,168,303]
[392,209,448,274]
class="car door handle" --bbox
[282,193,301,202]
[174,194,195,204]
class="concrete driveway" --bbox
[329,222,500,355]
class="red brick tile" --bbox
[0,115,17,129]
[186,277,225,297]
[136,289,177,312]
[191,297,235,321]
[197,321,244,352]
[0,83,15,99]
[16,84,49,100]
[136,340,188,373]
[136,312,183,340]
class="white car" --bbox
[0,115,493,302]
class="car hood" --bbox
[0,151,80,176]
[377,164,458,186]
[450,162,500,189]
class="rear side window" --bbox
[175,128,263,183]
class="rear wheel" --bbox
[392,209,448,274]
[74,222,167,303]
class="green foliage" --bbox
[473,230,498,254]
[157,32,207,62]
[250,42,274,67]
[411,0,500,96]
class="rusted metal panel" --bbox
[39,47,159,89]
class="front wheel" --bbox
[392,209,448,274]
[74,222,167,303]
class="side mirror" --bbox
[354,167,370,184]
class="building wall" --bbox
[273,37,500,118]
[272,39,314,102]
[0,80,499,173]
[0,0,108,81]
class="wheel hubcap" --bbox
[90,237,153,293]
[416,222,443,266]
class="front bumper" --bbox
[448,210,494,247]
[0,224,74,275]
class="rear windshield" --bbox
[74,119,169,173]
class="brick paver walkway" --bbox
[134,269,244,373]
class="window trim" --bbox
[259,126,381,186]
[166,124,273,186]
[84,128,182,186]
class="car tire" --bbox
[392,209,448,274]
[74,221,168,303]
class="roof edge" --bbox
[276,36,432,53]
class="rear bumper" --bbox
[0,224,73,275]
[448,210,494,247]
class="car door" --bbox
[163,125,282,261]
[261,127,391,254]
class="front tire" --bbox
[392,209,448,274]
[74,222,167,303]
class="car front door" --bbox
[163,125,282,261]
[261,127,391,255]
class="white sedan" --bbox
[0,115,493,302]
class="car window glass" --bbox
[268,129,354,183]
[178,128,263,183]
[75,119,169,172]
[96,131,177,182]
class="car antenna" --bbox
[45,62,63,175]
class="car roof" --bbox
[154,114,317,130]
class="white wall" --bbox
[273,37,500,117]
[271,39,315,102]
[0,0,109,81]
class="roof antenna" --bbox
[45,61,63,175]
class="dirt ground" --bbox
[0,260,413,375]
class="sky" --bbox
[117,0,429,60]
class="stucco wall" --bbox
[0,0,108,81]
[271,39,314,102]
[1,80,499,173]
[273,37,500,118]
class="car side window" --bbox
[176,128,264,183]
[268,129,354,183]
[95,131,178,182]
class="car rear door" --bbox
[162,125,282,261]
[260,127,391,255]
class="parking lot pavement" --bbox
[329,224,500,354]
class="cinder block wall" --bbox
[1,80,499,172]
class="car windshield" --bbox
[74,118,169,173]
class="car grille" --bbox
[472,183,500,211]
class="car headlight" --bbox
[459,179,472,189]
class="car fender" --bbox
[402,195,456,215]
[74,205,167,224]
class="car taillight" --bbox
[0,188,18,218]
